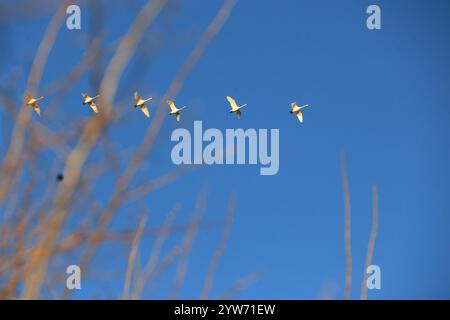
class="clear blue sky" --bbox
[2,0,450,299]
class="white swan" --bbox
[134,91,152,118]
[167,99,187,122]
[24,93,44,116]
[227,96,247,119]
[290,102,309,123]
[81,93,100,113]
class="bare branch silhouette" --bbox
[200,194,236,299]
[219,270,264,299]
[131,204,180,300]
[0,2,69,206]
[0,0,263,301]
[21,0,168,299]
[123,211,148,300]
[360,184,379,300]
[169,189,208,299]
[340,151,352,300]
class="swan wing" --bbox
[226,96,238,109]
[141,106,150,118]
[33,105,41,116]
[89,102,98,113]
[167,99,177,112]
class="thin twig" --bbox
[73,1,239,297]
[21,0,167,299]
[131,204,180,299]
[122,211,148,300]
[199,194,236,299]
[360,184,379,300]
[340,151,352,300]
[169,189,208,299]
[0,2,68,206]
[219,270,264,300]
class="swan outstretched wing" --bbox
[227,96,238,109]
[89,102,98,113]
[296,111,303,123]
[141,106,150,118]
[134,91,141,101]
[33,105,41,116]
[167,100,177,112]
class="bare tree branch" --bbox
[340,151,352,300]
[122,211,148,300]
[360,184,379,300]
[200,194,236,299]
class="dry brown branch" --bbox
[21,0,168,299]
[360,184,379,300]
[219,270,264,300]
[340,151,352,300]
[0,0,248,301]
[122,211,148,300]
[146,243,182,297]
[169,189,208,298]
[67,1,239,298]
[0,2,68,206]
[199,194,236,300]
[124,165,198,202]
[131,204,180,299]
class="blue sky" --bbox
[1,0,450,299]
